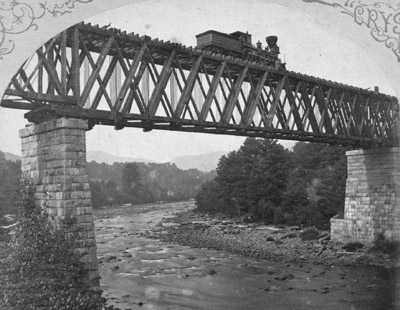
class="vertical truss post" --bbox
[47,44,55,96]
[71,27,80,103]
[38,52,43,94]
[60,31,67,96]
[388,101,398,141]
[142,67,150,107]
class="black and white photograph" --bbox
[0,0,399,309]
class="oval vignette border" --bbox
[0,1,399,63]
[0,0,93,59]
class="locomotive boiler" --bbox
[196,30,286,71]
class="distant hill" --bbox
[87,150,226,172]
[171,151,226,172]
[87,151,156,165]
[3,152,21,162]
[0,150,226,172]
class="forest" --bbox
[195,138,347,230]
[0,138,347,229]
[0,152,21,226]
[87,161,215,207]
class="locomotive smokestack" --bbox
[266,36,278,48]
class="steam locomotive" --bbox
[196,30,286,71]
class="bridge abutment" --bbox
[331,148,400,243]
[19,117,99,286]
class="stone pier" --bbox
[331,147,400,244]
[19,117,99,285]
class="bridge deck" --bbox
[1,22,398,147]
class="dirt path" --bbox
[95,201,399,310]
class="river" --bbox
[95,201,398,310]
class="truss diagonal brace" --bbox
[242,71,268,126]
[114,44,147,112]
[284,77,304,131]
[173,55,203,119]
[315,84,334,135]
[79,35,115,107]
[147,50,176,116]
[36,48,64,96]
[299,81,320,133]
[267,75,286,128]
[222,66,249,123]
[200,62,226,121]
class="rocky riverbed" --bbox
[95,201,400,310]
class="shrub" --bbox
[300,227,320,241]
[370,232,400,258]
[0,186,105,310]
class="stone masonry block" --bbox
[56,118,88,130]
[70,191,91,200]
[76,214,94,224]
[62,135,85,144]
[331,147,400,243]
[71,182,91,191]
[20,117,98,285]
[62,144,86,153]
[19,118,88,139]
[70,175,89,183]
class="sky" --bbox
[0,0,396,162]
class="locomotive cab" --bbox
[196,30,251,55]
[229,31,252,49]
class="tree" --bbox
[0,187,104,310]
[280,142,347,229]
[121,163,142,196]
[197,138,291,219]
[195,180,225,214]
[88,181,105,208]
[196,140,347,229]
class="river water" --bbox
[94,201,398,310]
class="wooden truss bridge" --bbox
[1,22,398,148]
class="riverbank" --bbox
[150,209,400,269]
[95,201,400,310]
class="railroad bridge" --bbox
[1,23,400,280]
